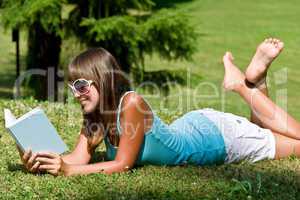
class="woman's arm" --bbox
[61,129,93,165]
[37,93,151,176]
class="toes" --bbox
[266,38,272,43]
[274,39,279,47]
[223,52,229,60]
[271,38,277,44]
[223,52,235,69]
[267,37,279,44]
[227,52,234,60]
[271,38,284,49]
[277,41,284,50]
[264,37,283,49]
[264,38,269,44]
[223,54,228,64]
[273,38,280,45]
[223,52,234,62]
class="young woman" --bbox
[18,38,300,176]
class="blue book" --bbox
[4,107,68,154]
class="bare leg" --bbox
[222,52,300,140]
[273,131,300,159]
[245,38,284,127]
[249,82,268,127]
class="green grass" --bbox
[1,99,300,200]
[1,0,300,199]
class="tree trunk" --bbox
[26,21,62,101]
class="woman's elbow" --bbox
[117,161,134,173]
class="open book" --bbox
[4,107,68,154]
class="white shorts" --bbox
[196,108,276,163]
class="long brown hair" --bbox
[68,48,131,152]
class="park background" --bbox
[0,0,300,199]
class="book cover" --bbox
[4,107,68,154]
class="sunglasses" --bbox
[68,78,93,95]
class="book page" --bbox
[4,109,16,128]
[8,107,43,128]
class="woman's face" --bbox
[73,84,100,114]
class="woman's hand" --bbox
[17,146,40,173]
[36,152,71,176]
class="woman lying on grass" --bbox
[18,38,300,176]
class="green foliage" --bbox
[81,16,140,67]
[1,0,63,35]
[140,9,197,61]
[127,0,155,10]
[80,9,197,75]
[108,0,155,12]
[81,16,138,43]
[69,0,197,74]
[1,0,197,99]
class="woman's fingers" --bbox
[33,152,63,176]
[25,154,37,171]
[22,149,32,163]
[26,153,38,170]
[39,164,60,176]
[37,152,59,159]
[36,157,58,165]
[39,164,56,170]
[30,161,40,173]
[47,169,59,176]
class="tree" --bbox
[1,0,63,100]
[68,0,197,75]
[1,0,197,100]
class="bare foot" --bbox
[222,52,246,92]
[245,38,284,84]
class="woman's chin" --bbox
[81,104,91,113]
[82,104,96,114]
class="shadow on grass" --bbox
[7,163,23,172]
[152,0,195,9]
[7,162,27,173]
[7,162,50,176]
[90,151,107,163]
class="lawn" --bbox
[1,0,300,199]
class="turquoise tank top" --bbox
[104,91,227,166]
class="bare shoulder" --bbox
[120,92,152,114]
[119,92,153,132]
[122,92,142,104]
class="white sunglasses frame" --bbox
[68,78,93,95]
